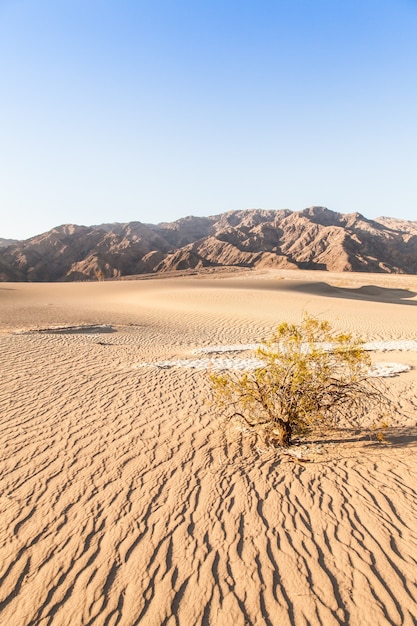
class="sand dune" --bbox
[1,270,417,625]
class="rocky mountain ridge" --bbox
[1,207,416,281]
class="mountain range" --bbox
[1,207,416,281]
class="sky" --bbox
[1,0,416,240]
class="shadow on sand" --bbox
[279,281,417,305]
[214,277,417,305]
[307,426,417,449]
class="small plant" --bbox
[210,314,390,448]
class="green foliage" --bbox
[210,314,387,448]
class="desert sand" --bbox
[1,269,417,626]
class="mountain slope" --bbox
[0,207,416,281]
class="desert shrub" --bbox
[210,314,389,448]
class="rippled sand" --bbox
[1,269,417,625]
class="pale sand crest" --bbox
[1,270,417,625]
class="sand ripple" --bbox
[1,275,417,625]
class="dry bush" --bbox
[210,314,390,448]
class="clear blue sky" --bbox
[1,0,416,239]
